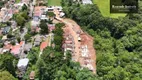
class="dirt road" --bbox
[54,8,96,73]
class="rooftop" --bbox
[82,0,93,4]
[29,71,35,80]
[11,45,21,55]
[17,58,29,67]
[40,42,48,51]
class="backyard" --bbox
[48,0,61,6]
[93,0,126,18]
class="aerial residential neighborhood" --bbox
[0,0,96,79]
[0,0,142,80]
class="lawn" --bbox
[48,0,61,6]
[16,0,20,3]
[93,0,126,18]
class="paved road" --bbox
[29,3,34,17]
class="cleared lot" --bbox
[93,0,126,18]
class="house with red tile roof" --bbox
[11,45,21,55]
[11,41,25,57]
[40,42,48,51]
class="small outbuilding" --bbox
[17,58,29,78]
[17,58,29,71]
[29,71,35,80]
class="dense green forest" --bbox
[62,0,142,80]
[0,53,18,80]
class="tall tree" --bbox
[0,53,18,77]
[39,20,48,34]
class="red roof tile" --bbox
[11,45,20,55]
[40,42,48,51]
[20,41,23,45]
[11,41,24,55]
[3,44,12,49]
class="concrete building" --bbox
[82,0,93,4]
[17,58,29,78]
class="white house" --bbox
[82,0,93,4]
[17,58,29,70]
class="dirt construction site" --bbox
[54,8,96,74]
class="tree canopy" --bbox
[35,47,96,80]
[39,20,48,34]
[0,53,18,78]
[0,71,17,80]
[62,0,142,79]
